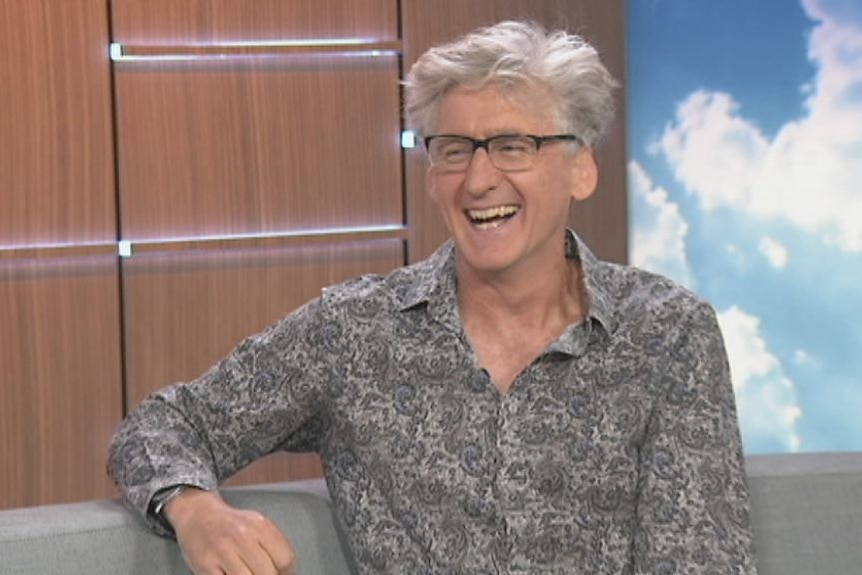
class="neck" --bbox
[456,256,585,331]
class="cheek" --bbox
[425,169,438,203]
[427,172,463,206]
[540,166,579,203]
[520,172,573,207]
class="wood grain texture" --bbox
[114,55,403,240]
[122,239,404,485]
[0,254,123,509]
[111,0,398,44]
[400,0,628,264]
[0,0,116,246]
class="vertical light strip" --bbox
[117,241,132,258]
[401,130,417,149]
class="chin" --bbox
[458,251,521,276]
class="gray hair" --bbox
[403,20,618,147]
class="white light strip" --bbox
[0,225,405,258]
[111,51,399,63]
[109,40,398,62]
[128,224,406,248]
[0,240,116,253]
[109,43,214,63]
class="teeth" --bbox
[467,205,519,222]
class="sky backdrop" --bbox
[627,0,862,453]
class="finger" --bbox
[224,530,280,575]
[256,520,296,574]
[237,551,278,575]
[218,553,257,575]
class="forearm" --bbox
[107,385,225,534]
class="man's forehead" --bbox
[434,83,559,132]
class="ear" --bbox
[570,148,598,202]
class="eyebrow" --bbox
[435,130,532,139]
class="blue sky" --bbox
[627,0,862,453]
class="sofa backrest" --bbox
[746,452,862,575]
[1,453,861,574]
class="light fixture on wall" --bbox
[109,39,400,62]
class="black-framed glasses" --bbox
[424,133,581,172]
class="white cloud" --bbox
[793,348,821,368]
[627,161,694,288]
[657,0,862,252]
[758,236,789,269]
[660,92,768,210]
[717,306,803,452]
[801,0,862,25]
[718,306,778,390]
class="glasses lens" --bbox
[489,136,537,170]
[429,137,474,169]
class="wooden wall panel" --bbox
[111,0,398,44]
[122,239,404,484]
[0,0,122,511]
[400,0,628,264]
[0,0,115,246]
[111,0,408,490]
[113,57,403,239]
[0,254,123,508]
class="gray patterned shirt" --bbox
[108,231,757,574]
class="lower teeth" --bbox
[475,218,505,228]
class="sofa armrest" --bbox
[0,479,355,575]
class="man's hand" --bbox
[165,488,296,575]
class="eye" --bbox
[438,140,472,162]
[493,137,533,156]
[443,146,470,159]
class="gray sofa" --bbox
[1,453,860,574]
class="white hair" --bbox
[403,20,618,146]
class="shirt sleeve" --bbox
[633,300,758,574]
[107,296,335,535]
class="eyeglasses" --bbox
[424,133,581,172]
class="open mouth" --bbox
[466,205,520,229]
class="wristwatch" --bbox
[150,485,189,529]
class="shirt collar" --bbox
[396,239,457,313]
[396,229,618,339]
[565,229,617,337]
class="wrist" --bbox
[162,486,221,532]
[152,485,188,520]
[150,485,191,532]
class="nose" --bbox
[462,147,503,196]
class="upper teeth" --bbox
[468,205,518,221]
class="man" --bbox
[109,20,757,575]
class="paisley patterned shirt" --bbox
[108,230,757,574]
